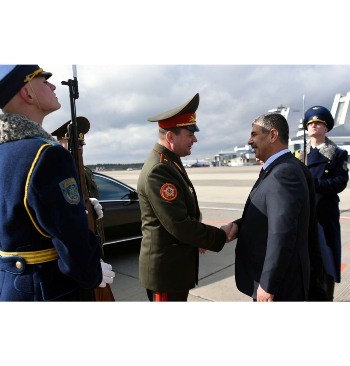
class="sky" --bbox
[42,64,350,164]
[3,2,350,166]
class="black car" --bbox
[92,172,142,246]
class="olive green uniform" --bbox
[138,143,226,294]
[84,166,105,248]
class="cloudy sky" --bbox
[4,2,350,165]
[42,64,350,164]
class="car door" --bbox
[93,173,142,245]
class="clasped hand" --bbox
[99,261,116,288]
[89,198,103,219]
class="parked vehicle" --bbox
[92,172,142,246]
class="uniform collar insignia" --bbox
[306,136,337,161]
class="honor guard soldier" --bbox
[137,93,233,301]
[51,117,105,246]
[0,65,114,301]
[301,105,349,300]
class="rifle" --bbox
[62,66,115,301]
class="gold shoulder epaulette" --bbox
[159,153,171,164]
[153,148,173,166]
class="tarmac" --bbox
[104,165,350,302]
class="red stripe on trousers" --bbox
[155,292,168,301]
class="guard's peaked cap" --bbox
[51,116,90,140]
[303,105,334,131]
[0,65,52,109]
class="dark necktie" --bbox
[241,167,265,220]
[252,167,265,189]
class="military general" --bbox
[137,93,233,302]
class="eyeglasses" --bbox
[23,68,43,83]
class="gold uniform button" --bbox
[16,261,23,269]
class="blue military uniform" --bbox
[302,106,349,300]
[0,113,103,301]
[305,139,348,282]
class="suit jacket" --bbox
[234,152,310,301]
[297,161,328,300]
[137,143,226,292]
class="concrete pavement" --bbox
[104,165,350,301]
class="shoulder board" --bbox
[159,153,172,164]
[153,148,177,168]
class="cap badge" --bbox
[23,68,43,83]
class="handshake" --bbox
[220,222,238,243]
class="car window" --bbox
[94,175,131,201]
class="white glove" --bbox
[99,261,115,288]
[89,198,103,219]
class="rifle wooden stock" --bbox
[72,133,115,302]
[62,71,115,301]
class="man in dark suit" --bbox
[230,113,311,301]
[301,106,349,301]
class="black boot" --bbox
[322,273,335,301]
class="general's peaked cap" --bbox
[147,93,200,132]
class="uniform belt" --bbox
[0,248,58,264]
